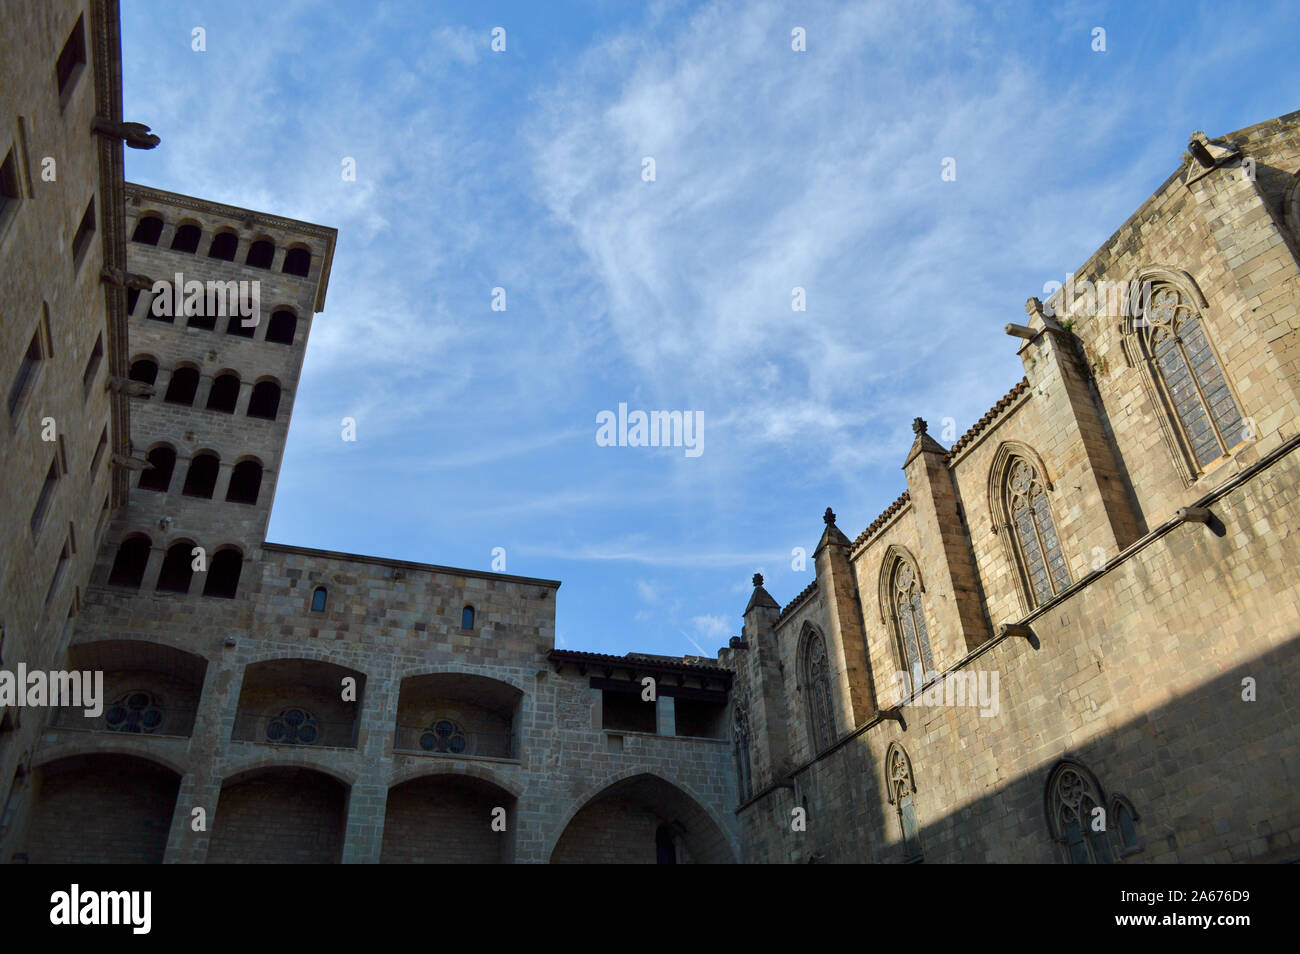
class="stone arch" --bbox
[381,771,517,863]
[547,769,736,864]
[387,759,521,796]
[1043,757,1113,864]
[208,763,349,863]
[32,742,190,778]
[875,543,925,625]
[217,755,358,789]
[394,671,522,759]
[988,440,1070,613]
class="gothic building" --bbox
[1,0,1297,864]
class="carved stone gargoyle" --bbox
[90,117,160,149]
[111,452,151,471]
[100,266,155,290]
[108,376,155,398]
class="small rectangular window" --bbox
[81,331,103,397]
[90,425,108,473]
[55,14,87,104]
[31,455,59,538]
[7,307,50,417]
[71,196,95,271]
[0,145,21,236]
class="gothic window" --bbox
[732,702,753,803]
[885,743,922,861]
[802,628,836,754]
[1006,457,1070,606]
[266,707,318,745]
[420,719,466,754]
[105,691,164,734]
[1109,794,1142,857]
[888,556,934,680]
[1137,283,1245,472]
[1046,761,1113,864]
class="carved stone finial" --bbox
[752,573,764,588]
[823,507,836,526]
[912,417,927,436]
[1025,297,1043,316]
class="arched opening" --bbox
[282,246,311,277]
[225,312,256,338]
[155,540,196,593]
[225,459,262,505]
[206,372,240,413]
[208,767,347,863]
[169,223,201,254]
[207,230,237,261]
[551,773,734,864]
[233,659,364,749]
[181,452,219,498]
[107,534,151,588]
[163,366,200,405]
[203,548,242,599]
[461,605,475,630]
[266,309,297,345]
[310,586,327,612]
[381,775,515,863]
[53,641,208,737]
[137,445,176,493]
[245,240,275,269]
[247,380,281,420]
[23,754,180,863]
[394,673,521,759]
[130,215,163,245]
[128,357,158,391]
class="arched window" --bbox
[310,586,327,612]
[105,691,163,733]
[203,548,242,598]
[155,541,195,593]
[282,246,311,277]
[883,552,934,683]
[885,743,922,861]
[246,240,275,269]
[1133,282,1245,473]
[170,223,201,254]
[163,366,200,405]
[1005,456,1070,607]
[1109,794,1142,857]
[801,627,835,754]
[266,309,297,345]
[181,452,219,498]
[226,459,262,505]
[138,445,176,492]
[420,718,466,753]
[461,605,475,629]
[225,313,255,338]
[207,231,237,261]
[128,357,158,391]
[1046,761,1113,864]
[206,373,240,413]
[247,380,280,420]
[732,701,753,803]
[131,215,162,245]
[107,534,151,588]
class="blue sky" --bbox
[120,0,1300,657]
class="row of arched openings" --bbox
[135,445,262,504]
[130,212,313,277]
[107,535,243,598]
[128,357,281,420]
[125,286,299,346]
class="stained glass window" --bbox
[105,691,163,734]
[803,631,836,753]
[1006,457,1070,606]
[888,744,922,860]
[1143,284,1244,469]
[892,559,934,679]
[1048,764,1113,863]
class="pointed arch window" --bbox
[732,701,753,804]
[802,629,835,754]
[1006,457,1070,606]
[1046,761,1113,864]
[886,743,922,861]
[1134,282,1245,472]
[887,556,933,680]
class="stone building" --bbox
[1,0,1297,865]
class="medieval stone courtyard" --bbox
[1,0,1298,867]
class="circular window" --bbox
[105,691,164,734]
[267,707,319,745]
[419,718,467,754]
